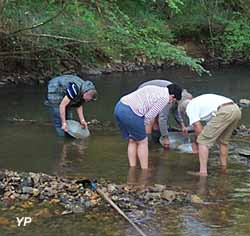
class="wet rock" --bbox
[144,192,161,201]
[68,204,85,214]
[29,172,40,186]
[61,210,73,215]
[40,174,52,183]
[107,184,117,193]
[42,187,56,198]
[0,171,5,181]
[239,98,250,108]
[0,184,4,196]
[235,125,250,137]
[20,175,34,188]
[0,169,193,216]
[237,148,250,157]
[190,194,204,204]
[161,190,177,202]
[111,195,119,201]
[18,194,30,200]
[84,200,94,208]
[149,184,166,192]
[34,208,51,218]
[32,188,40,197]
[21,186,34,194]
[0,217,10,225]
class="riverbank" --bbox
[0,169,203,216]
[0,60,249,88]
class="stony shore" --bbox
[0,169,204,216]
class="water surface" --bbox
[0,65,250,236]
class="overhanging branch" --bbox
[9,4,66,35]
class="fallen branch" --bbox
[9,4,66,35]
[22,33,95,44]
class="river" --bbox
[0,65,250,236]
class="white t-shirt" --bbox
[186,94,233,125]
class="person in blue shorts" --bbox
[114,84,182,169]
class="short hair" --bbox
[167,84,183,101]
[88,89,98,101]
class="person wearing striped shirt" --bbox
[114,84,183,169]
[45,75,97,136]
[139,79,193,148]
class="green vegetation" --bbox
[1,0,250,75]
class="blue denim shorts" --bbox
[114,101,146,141]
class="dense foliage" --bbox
[1,0,250,75]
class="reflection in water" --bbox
[127,167,152,186]
[196,176,208,196]
[0,66,250,236]
[55,139,89,176]
[182,215,212,236]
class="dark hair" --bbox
[167,84,183,101]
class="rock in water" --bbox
[239,98,250,108]
[237,148,250,158]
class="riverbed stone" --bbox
[239,98,250,107]
[161,190,177,202]
[21,186,34,194]
[0,169,195,216]
[20,176,34,188]
[237,148,250,157]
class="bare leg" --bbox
[137,138,149,169]
[219,143,228,174]
[127,166,137,185]
[128,139,137,167]
[198,144,209,176]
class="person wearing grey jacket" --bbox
[138,79,192,148]
[45,75,97,136]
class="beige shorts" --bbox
[197,104,241,147]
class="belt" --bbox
[217,102,234,111]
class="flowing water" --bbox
[0,65,250,236]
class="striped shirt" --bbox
[120,86,170,125]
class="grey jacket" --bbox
[47,75,95,107]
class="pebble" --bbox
[0,168,235,215]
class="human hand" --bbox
[61,122,68,132]
[182,126,189,136]
[161,137,170,149]
[80,119,88,128]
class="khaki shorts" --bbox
[197,104,241,147]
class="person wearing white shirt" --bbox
[184,94,241,176]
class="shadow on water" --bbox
[1,65,250,236]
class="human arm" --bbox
[76,105,88,128]
[174,104,188,135]
[59,96,71,132]
[158,105,170,148]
